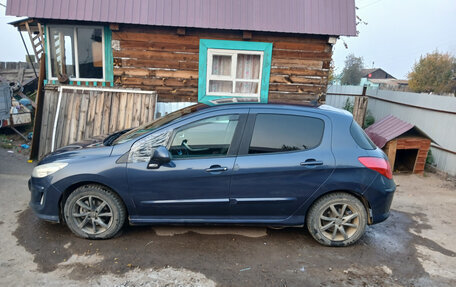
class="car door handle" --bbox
[300,160,323,166]
[205,165,228,172]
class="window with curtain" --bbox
[206,49,263,98]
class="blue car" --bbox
[29,103,395,246]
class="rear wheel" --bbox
[64,185,126,239]
[306,192,367,246]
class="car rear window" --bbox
[249,114,324,154]
[350,120,377,150]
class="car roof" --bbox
[197,103,353,119]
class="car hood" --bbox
[39,138,113,165]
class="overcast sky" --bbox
[1,0,455,79]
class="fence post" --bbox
[353,86,368,127]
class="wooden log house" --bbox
[8,0,356,105]
[7,0,356,158]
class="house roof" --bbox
[361,68,395,79]
[6,0,357,36]
[361,69,378,76]
[364,115,433,148]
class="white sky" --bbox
[1,0,456,80]
[333,0,456,79]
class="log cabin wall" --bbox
[112,25,332,104]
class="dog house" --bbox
[365,115,432,174]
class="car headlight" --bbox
[32,162,68,178]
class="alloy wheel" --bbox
[319,203,360,241]
[71,195,113,235]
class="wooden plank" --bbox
[154,70,199,79]
[85,91,97,140]
[44,89,58,156]
[117,59,199,71]
[133,93,142,128]
[139,94,147,125]
[269,83,326,93]
[151,95,157,123]
[68,93,81,145]
[386,140,397,171]
[353,95,368,128]
[30,55,46,160]
[124,93,135,129]
[119,41,199,53]
[271,68,328,77]
[100,92,111,136]
[120,77,198,87]
[272,50,330,61]
[108,92,120,133]
[93,92,105,137]
[272,58,325,69]
[117,93,128,130]
[76,93,89,141]
[270,75,325,85]
[55,92,68,149]
[62,92,75,147]
[38,89,51,159]
[113,50,199,61]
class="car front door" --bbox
[229,109,335,222]
[127,111,246,221]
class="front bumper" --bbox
[28,177,61,223]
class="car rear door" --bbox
[229,108,335,221]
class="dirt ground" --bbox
[0,147,455,287]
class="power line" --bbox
[359,0,385,9]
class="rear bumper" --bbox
[363,175,396,224]
[28,177,61,223]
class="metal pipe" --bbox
[51,86,63,152]
[18,30,38,78]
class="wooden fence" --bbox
[38,85,157,159]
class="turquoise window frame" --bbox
[44,24,113,86]
[198,39,273,105]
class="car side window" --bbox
[248,114,324,154]
[169,114,240,159]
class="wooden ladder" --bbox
[24,21,45,63]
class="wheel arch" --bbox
[306,190,373,225]
[58,181,129,223]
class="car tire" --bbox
[306,192,367,247]
[64,185,126,239]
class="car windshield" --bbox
[112,103,209,145]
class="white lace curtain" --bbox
[209,53,261,94]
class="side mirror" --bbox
[147,146,171,169]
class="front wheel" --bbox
[64,185,126,239]
[306,192,367,247]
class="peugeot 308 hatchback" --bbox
[29,103,395,246]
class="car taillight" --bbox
[358,157,393,179]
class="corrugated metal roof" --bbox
[364,115,414,148]
[6,0,357,36]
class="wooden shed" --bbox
[365,115,433,174]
